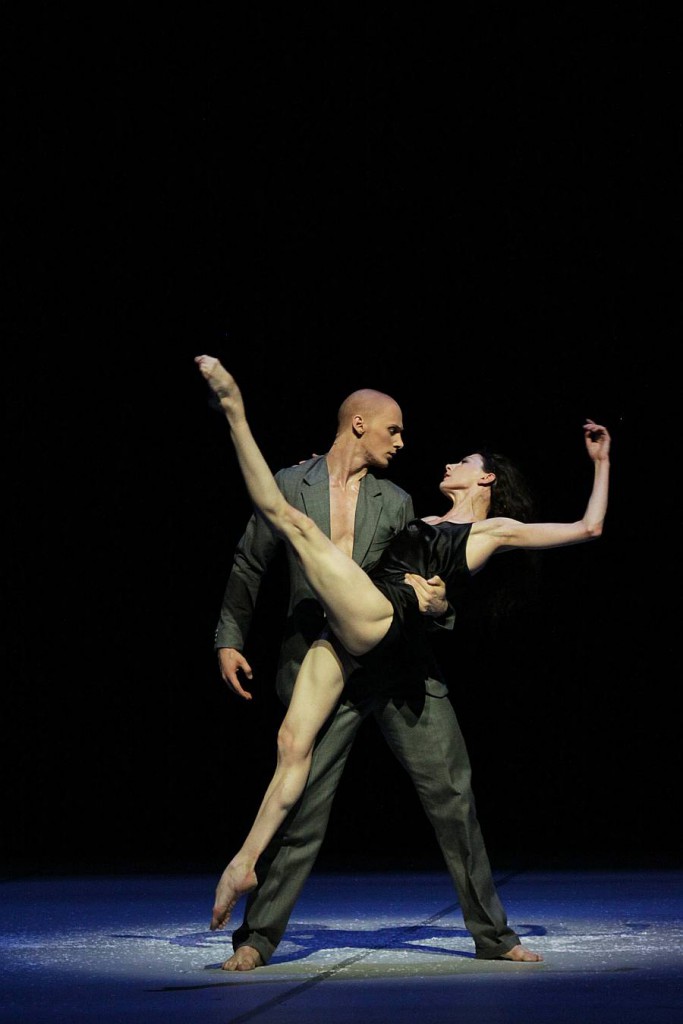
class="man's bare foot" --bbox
[221,945,264,972]
[209,864,258,931]
[500,943,543,962]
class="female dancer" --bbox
[195,355,611,934]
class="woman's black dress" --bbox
[353,519,473,679]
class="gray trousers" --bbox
[231,690,520,962]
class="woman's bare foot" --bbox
[209,864,258,931]
[194,355,242,415]
[500,943,543,962]
[221,945,264,971]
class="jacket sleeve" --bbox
[428,605,457,633]
[213,471,285,651]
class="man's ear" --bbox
[351,414,365,437]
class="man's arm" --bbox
[214,473,285,698]
[393,491,455,631]
[405,573,456,630]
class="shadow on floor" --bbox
[1,868,681,1023]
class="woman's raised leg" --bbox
[210,638,352,931]
[195,355,394,656]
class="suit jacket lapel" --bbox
[353,473,383,566]
[301,457,331,536]
[300,460,384,566]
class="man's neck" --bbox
[325,444,369,491]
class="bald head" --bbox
[336,389,403,431]
[330,388,405,470]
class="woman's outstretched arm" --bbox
[579,418,611,535]
[468,419,611,565]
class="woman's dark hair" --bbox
[461,449,540,636]
[480,450,535,522]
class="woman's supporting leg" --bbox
[210,639,351,930]
[196,355,395,656]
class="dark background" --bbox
[4,7,679,877]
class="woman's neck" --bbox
[433,491,489,524]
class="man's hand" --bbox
[404,573,449,618]
[217,647,254,700]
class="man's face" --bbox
[360,402,405,469]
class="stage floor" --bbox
[2,868,681,1023]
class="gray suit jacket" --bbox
[214,455,451,701]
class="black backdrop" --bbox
[4,7,678,877]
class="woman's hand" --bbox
[583,420,611,463]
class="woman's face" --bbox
[439,454,486,497]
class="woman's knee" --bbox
[277,720,312,765]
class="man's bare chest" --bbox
[329,487,359,558]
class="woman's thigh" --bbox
[283,515,394,655]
